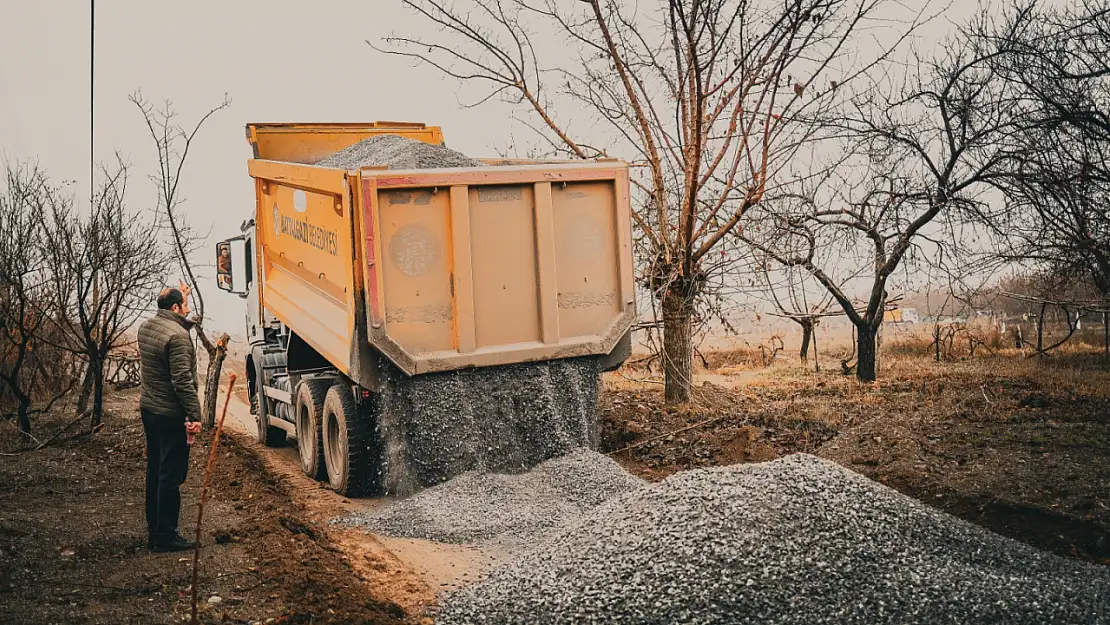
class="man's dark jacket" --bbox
[137,309,202,421]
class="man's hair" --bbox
[157,288,185,311]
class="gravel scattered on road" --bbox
[344,449,643,547]
[436,453,1110,625]
[316,134,485,170]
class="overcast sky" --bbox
[0,1,527,333]
[1,1,994,334]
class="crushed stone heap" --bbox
[437,454,1110,625]
[343,449,644,547]
[315,134,486,170]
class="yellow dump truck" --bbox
[216,122,634,496]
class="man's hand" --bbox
[178,280,192,300]
[185,420,201,445]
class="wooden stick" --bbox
[191,373,236,625]
[0,414,41,445]
[34,410,92,451]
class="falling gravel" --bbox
[437,454,1110,625]
[316,134,486,170]
[345,449,644,546]
[375,358,603,495]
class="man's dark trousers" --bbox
[141,409,190,542]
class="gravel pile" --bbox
[437,454,1110,625]
[345,449,644,546]
[376,358,603,495]
[316,134,485,169]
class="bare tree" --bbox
[972,1,1110,300]
[0,164,65,434]
[378,0,929,402]
[755,263,835,367]
[998,138,1110,296]
[38,158,170,427]
[131,92,231,427]
[741,167,900,379]
[743,19,1019,381]
[997,270,1105,357]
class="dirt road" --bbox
[212,386,507,619]
[0,389,408,625]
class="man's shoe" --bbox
[152,533,196,553]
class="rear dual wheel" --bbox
[322,385,381,497]
[295,379,331,481]
[254,353,287,448]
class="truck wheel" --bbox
[254,359,286,447]
[322,384,380,497]
[295,379,330,481]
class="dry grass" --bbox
[885,320,1109,362]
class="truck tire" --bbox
[321,384,380,497]
[295,379,330,481]
[254,357,286,447]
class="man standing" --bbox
[137,285,203,552]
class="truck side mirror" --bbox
[215,239,249,296]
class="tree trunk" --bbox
[1036,302,1047,356]
[875,319,883,376]
[812,323,820,373]
[933,323,941,362]
[76,364,94,414]
[90,354,105,428]
[856,324,878,383]
[799,320,813,363]
[1103,311,1108,362]
[17,399,31,435]
[662,291,694,404]
[201,336,229,428]
[3,365,33,434]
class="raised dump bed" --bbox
[247,123,634,381]
[221,123,635,495]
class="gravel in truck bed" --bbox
[343,449,644,546]
[315,134,486,169]
[436,454,1110,625]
